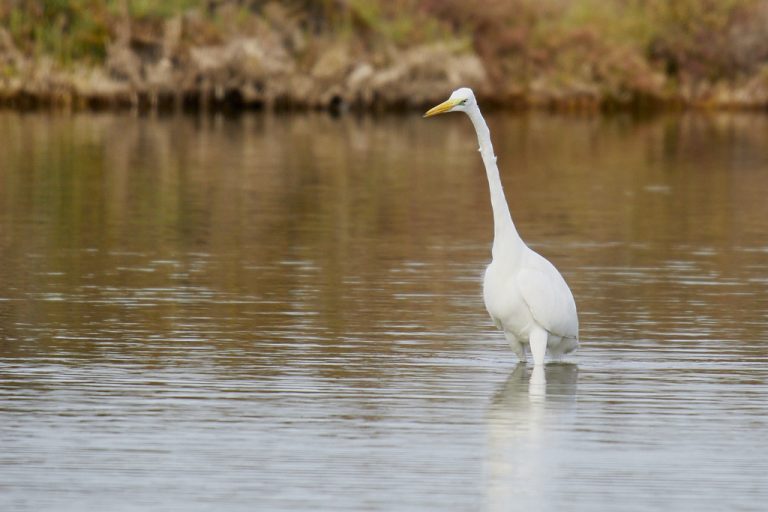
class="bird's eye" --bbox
[461,99,468,105]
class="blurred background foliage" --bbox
[1,0,768,108]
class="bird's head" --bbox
[423,87,477,118]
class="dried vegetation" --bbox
[1,0,768,111]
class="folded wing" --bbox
[516,252,578,339]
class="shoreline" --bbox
[3,2,768,115]
[3,87,767,114]
[3,54,767,114]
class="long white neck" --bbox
[466,106,524,259]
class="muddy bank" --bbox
[2,2,768,113]
[0,34,486,112]
[0,5,487,113]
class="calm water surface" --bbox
[1,111,767,511]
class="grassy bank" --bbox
[1,0,768,111]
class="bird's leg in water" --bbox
[529,327,548,366]
[504,331,525,363]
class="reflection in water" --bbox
[486,364,578,511]
[0,111,767,511]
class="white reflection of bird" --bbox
[485,363,579,511]
[424,88,578,365]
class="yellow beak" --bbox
[423,98,462,118]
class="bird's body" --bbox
[483,247,578,362]
[424,88,578,365]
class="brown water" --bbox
[1,111,767,511]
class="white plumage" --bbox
[424,87,578,365]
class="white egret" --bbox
[424,88,578,365]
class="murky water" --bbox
[1,110,767,511]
